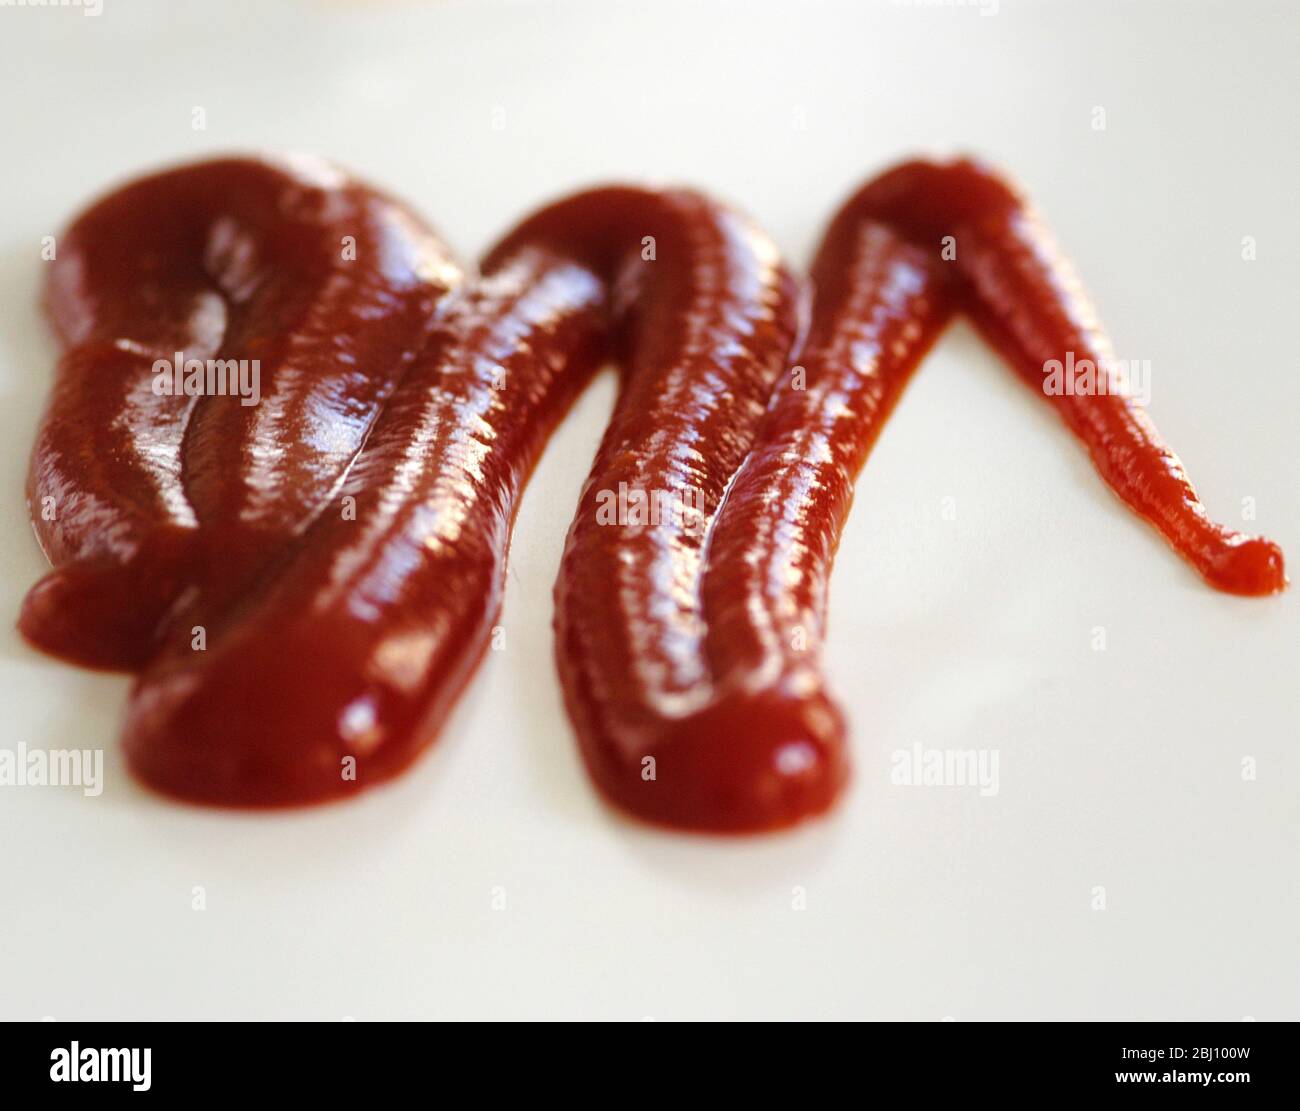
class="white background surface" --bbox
[0,0,1296,1021]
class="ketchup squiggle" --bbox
[21,155,1285,832]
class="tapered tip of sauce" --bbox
[122,677,353,809]
[586,687,850,835]
[18,563,170,672]
[1203,534,1287,597]
[120,614,440,809]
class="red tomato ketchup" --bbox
[21,156,1285,832]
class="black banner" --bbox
[0,1020,1290,1097]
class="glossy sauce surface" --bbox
[125,187,799,806]
[21,156,1286,830]
[22,155,460,669]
